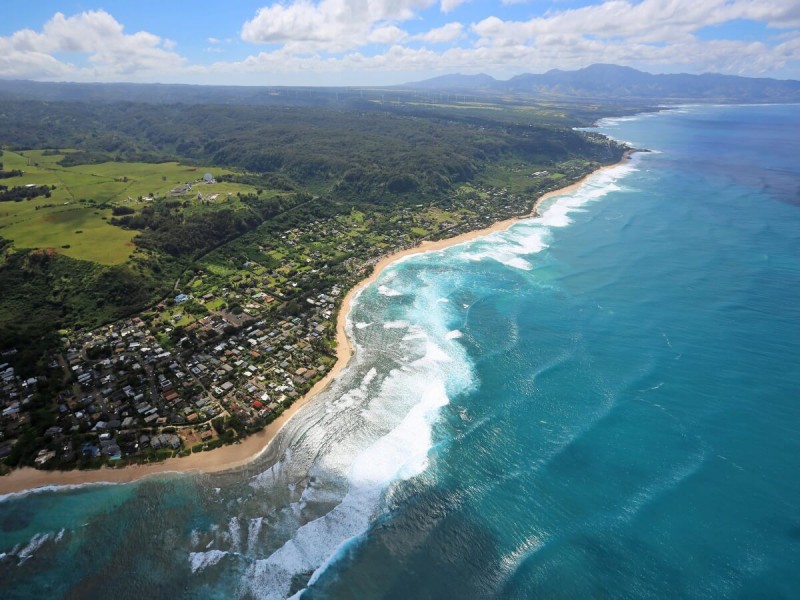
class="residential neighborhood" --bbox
[0,167,591,471]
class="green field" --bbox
[0,149,255,264]
[8,206,137,264]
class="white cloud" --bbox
[241,0,436,51]
[0,49,73,80]
[413,22,464,43]
[440,0,469,13]
[472,0,800,47]
[0,10,185,80]
[368,25,409,44]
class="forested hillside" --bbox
[0,100,621,203]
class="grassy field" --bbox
[10,206,137,263]
[0,149,256,264]
[478,160,561,194]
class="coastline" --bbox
[0,154,633,497]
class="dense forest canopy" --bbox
[0,100,622,204]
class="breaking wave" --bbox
[456,161,636,271]
[229,264,476,598]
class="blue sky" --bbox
[1,1,799,85]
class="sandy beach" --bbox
[0,155,631,497]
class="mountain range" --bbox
[1,64,798,106]
[402,64,800,104]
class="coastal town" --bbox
[0,157,612,474]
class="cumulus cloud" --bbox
[241,0,436,51]
[0,10,185,80]
[472,0,800,47]
[412,22,464,43]
[368,25,408,45]
[440,0,469,13]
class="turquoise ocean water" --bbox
[1,104,799,599]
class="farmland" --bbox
[0,149,255,264]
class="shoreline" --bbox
[0,154,633,497]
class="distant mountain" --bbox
[0,80,417,108]
[2,65,799,106]
[402,73,498,90]
[404,64,800,103]
[0,79,349,106]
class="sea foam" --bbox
[189,549,228,573]
[377,285,402,297]
[241,269,475,599]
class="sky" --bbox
[1,0,799,86]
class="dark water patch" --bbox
[0,504,36,533]
[305,484,502,599]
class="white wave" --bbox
[0,481,117,503]
[640,382,664,393]
[352,378,448,486]
[12,532,52,563]
[450,214,556,271]
[537,163,637,228]
[361,367,378,388]
[437,297,449,303]
[446,330,463,340]
[377,285,402,297]
[460,246,529,270]
[240,254,479,599]
[402,325,428,341]
[459,227,549,271]
[189,549,228,573]
[227,516,242,553]
[594,115,643,127]
[245,378,451,599]
[247,517,264,555]
[354,321,372,329]
[298,476,346,505]
[504,225,550,254]
[412,340,452,366]
[383,320,410,329]
[243,309,471,598]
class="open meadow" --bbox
[0,149,255,264]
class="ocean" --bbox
[1,103,799,599]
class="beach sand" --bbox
[0,155,631,496]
